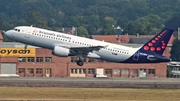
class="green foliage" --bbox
[102,17,116,35]
[102,27,116,35]
[165,14,180,31]
[1,0,180,36]
[25,11,48,29]
[170,38,180,61]
[77,26,89,38]
[123,14,164,35]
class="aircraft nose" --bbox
[4,30,12,38]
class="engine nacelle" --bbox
[52,46,70,57]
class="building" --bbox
[0,32,174,78]
[0,42,167,78]
[56,27,77,35]
[0,32,3,42]
[167,61,180,78]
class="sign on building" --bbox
[0,48,36,57]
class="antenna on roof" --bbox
[30,25,33,27]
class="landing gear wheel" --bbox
[77,60,84,66]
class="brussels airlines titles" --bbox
[38,30,71,39]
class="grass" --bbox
[0,87,179,101]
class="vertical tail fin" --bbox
[140,28,174,55]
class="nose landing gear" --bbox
[76,57,84,66]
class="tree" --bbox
[102,17,116,35]
[170,38,180,61]
[77,26,89,38]
[103,17,116,27]
[102,26,116,35]
[25,11,48,29]
[165,14,180,31]
[0,17,3,28]
[123,14,164,35]
[86,15,101,35]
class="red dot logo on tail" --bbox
[150,47,155,51]
[144,46,149,50]
[148,42,153,46]
[156,47,161,51]
[155,38,159,40]
[162,46,165,49]
[152,40,156,43]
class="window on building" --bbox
[18,57,26,62]
[97,59,104,62]
[88,68,95,74]
[45,57,52,63]
[82,58,86,62]
[71,69,74,74]
[172,66,180,71]
[36,68,43,74]
[71,57,86,63]
[79,69,86,74]
[148,69,155,74]
[122,69,129,75]
[88,58,95,62]
[105,69,112,74]
[74,69,78,74]
[131,69,138,75]
[79,69,82,74]
[18,68,25,73]
[83,69,86,74]
[114,69,120,74]
[27,68,34,74]
[71,69,86,74]
[27,57,34,62]
[71,57,78,62]
[36,57,43,62]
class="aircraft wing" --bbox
[54,43,107,55]
[70,45,106,55]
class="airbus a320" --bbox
[5,26,174,66]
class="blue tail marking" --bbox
[122,28,174,63]
[139,28,174,55]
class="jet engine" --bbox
[52,46,70,57]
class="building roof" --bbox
[91,35,130,44]
[0,42,39,48]
[128,34,174,44]
[56,27,76,35]
[0,32,3,40]
[92,34,175,45]
[129,38,151,44]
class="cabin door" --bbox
[133,51,139,60]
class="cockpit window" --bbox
[14,28,20,32]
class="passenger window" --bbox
[18,29,20,32]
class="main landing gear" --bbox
[76,57,84,66]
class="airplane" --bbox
[4,26,174,66]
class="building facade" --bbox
[0,32,174,78]
[0,44,167,78]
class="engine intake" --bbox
[52,46,70,57]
